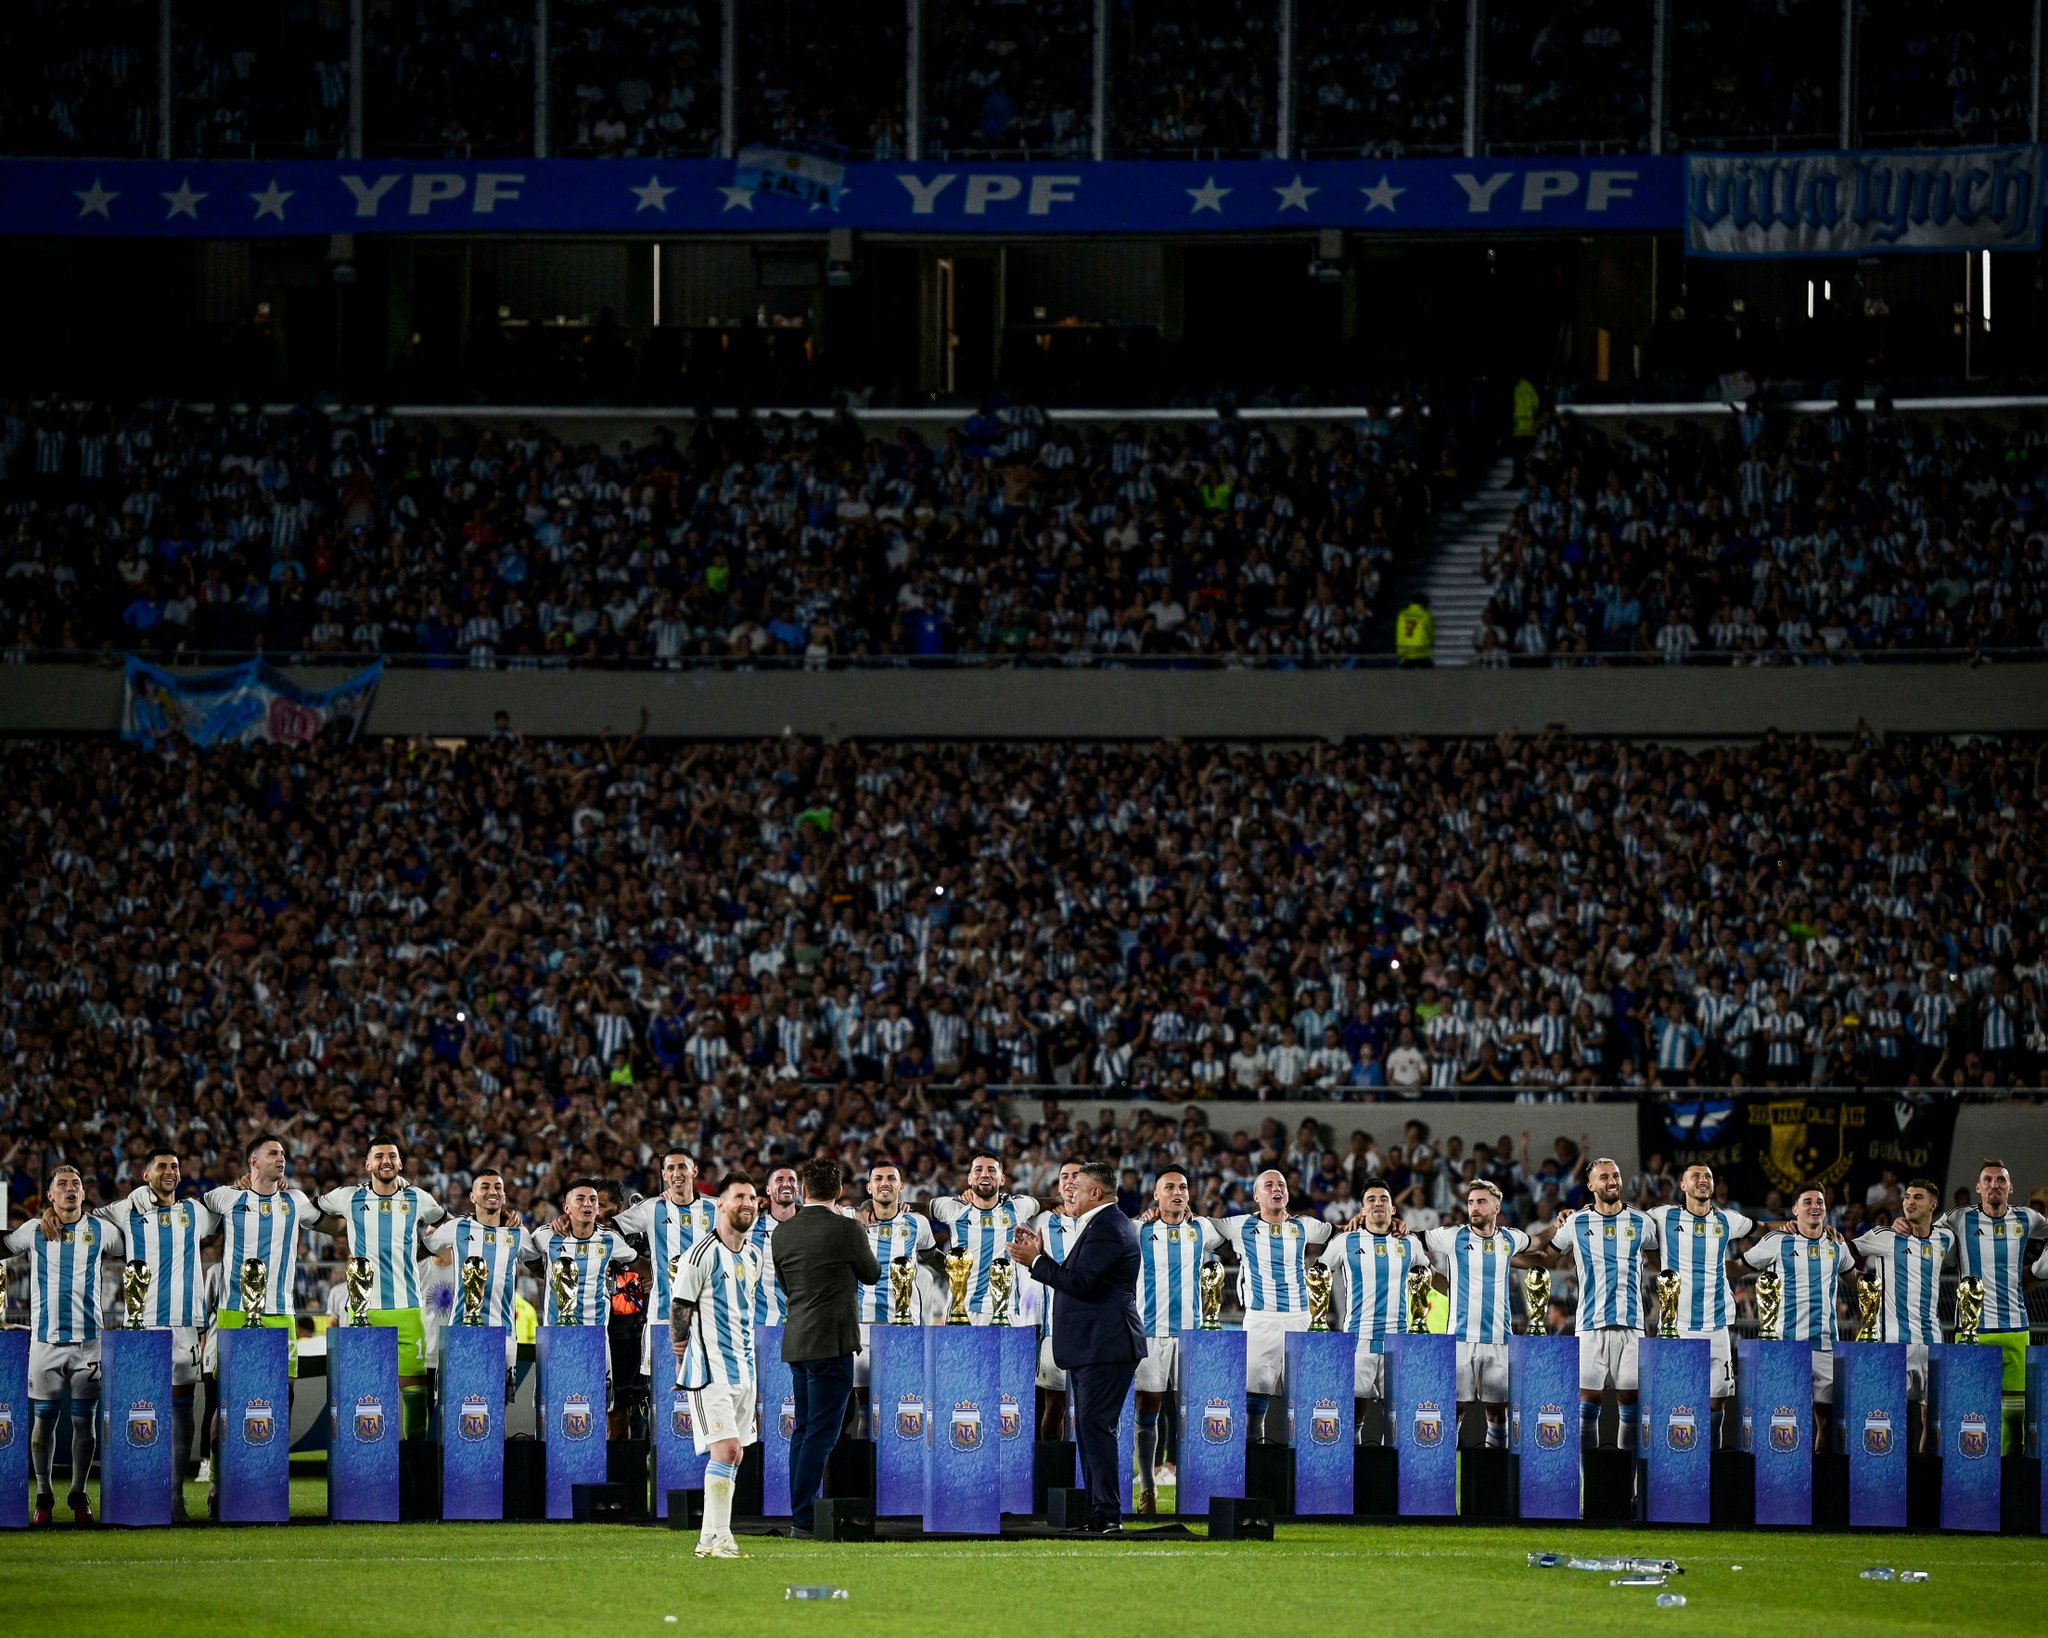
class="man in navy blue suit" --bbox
[1009,1159,1144,1534]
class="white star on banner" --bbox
[248,179,294,221]
[73,178,119,218]
[1273,174,1318,212]
[631,175,676,212]
[808,184,851,213]
[717,185,757,212]
[1185,175,1231,214]
[161,177,208,219]
[1359,174,1406,214]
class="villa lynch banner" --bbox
[1641,1093,1959,1207]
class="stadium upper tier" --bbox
[0,0,2030,161]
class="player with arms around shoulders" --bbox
[671,1173,765,1561]
[1132,1165,1222,1511]
[926,1152,1043,1323]
[1216,1169,1335,1442]
[1322,1176,1430,1446]
[1743,1184,1860,1451]
[612,1151,718,1383]
[1937,1160,2047,1454]
[1546,1157,1660,1450]
[1853,1176,1955,1452]
[1421,1178,1560,1450]
[421,1169,532,1373]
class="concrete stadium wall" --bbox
[7,662,2048,739]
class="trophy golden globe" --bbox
[1305,1261,1335,1332]
[1655,1268,1681,1339]
[345,1255,375,1326]
[1522,1268,1551,1335]
[239,1257,269,1321]
[1857,1268,1883,1342]
[888,1255,917,1324]
[460,1255,489,1326]
[1754,1271,1783,1340]
[124,1260,152,1330]
[550,1256,581,1326]
[943,1246,973,1325]
[1955,1275,1985,1343]
[989,1257,1015,1327]
[1405,1267,1432,1332]
[1198,1258,1226,1330]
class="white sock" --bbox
[1484,1419,1507,1449]
[702,1459,736,1541]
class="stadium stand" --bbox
[0,0,160,157]
[1110,0,1274,158]
[366,0,534,158]
[547,0,715,159]
[927,0,1093,159]
[1298,0,1464,159]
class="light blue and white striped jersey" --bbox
[859,1209,935,1325]
[5,1216,124,1343]
[929,1193,1040,1317]
[1029,1209,1079,1332]
[203,1185,319,1316]
[1322,1229,1429,1341]
[1563,1208,1659,1331]
[674,1234,760,1389]
[104,1191,220,1328]
[1136,1216,1224,1337]
[1421,1225,1532,1343]
[748,1212,786,1326]
[315,1185,446,1310]
[1648,1205,1753,1334]
[613,1193,719,1324]
[1852,1226,1954,1344]
[1743,1232,1856,1344]
[1221,1214,1337,1316]
[423,1217,534,1330]
[1940,1206,2047,1333]
[527,1226,637,1328]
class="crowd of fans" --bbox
[1859,0,2035,145]
[1298,0,1463,159]
[0,0,159,157]
[0,397,1447,667]
[1472,401,2048,665]
[736,0,904,156]
[930,0,1092,158]
[1667,0,1840,151]
[548,0,716,159]
[1482,0,1649,152]
[365,0,533,158]
[1110,0,1273,158]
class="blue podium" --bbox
[1286,1330,1355,1516]
[2029,1347,2047,1534]
[100,1329,175,1527]
[923,1326,999,1534]
[1931,1342,2001,1532]
[1388,1333,1457,1516]
[996,1326,1035,1513]
[871,1325,929,1516]
[536,1326,607,1521]
[0,1330,26,1529]
[328,1324,400,1523]
[1738,1339,1814,1526]
[1834,1342,1906,1529]
[757,1324,792,1517]
[439,1324,507,1521]
[1638,1337,1710,1524]
[217,1324,290,1524]
[1177,1329,1246,1518]
[1510,1334,1579,1520]
[646,1324,707,1522]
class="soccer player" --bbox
[1422,1179,1558,1449]
[749,1165,801,1328]
[1936,1159,2046,1453]
[1853,1176,1955,1452]
[421,1170,532,1369]
[927,1153,1042,1323]
[672,1173,765,1561]
[101,1147,220,1519]
[1133,1165,1222,1512]
[1643,1163,1757,1447]
[1030,1162,1085,1439]
[1321,1177,1430,1445]
[1215,1169,1335,1442]
[1548,1157,1660,1450]
[1743,1185,1860,1450]
[851,1160,935,1428]
[3,1165,125,1525]
[313,1135,447,1438]
[530,1178,640,1334]
[613,1151,718,1382]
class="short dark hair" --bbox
[471,1168,504,1185]
[968,1151,1001,1168]
[146,1148,180,1170]
[1905,1177,1940,1196]
[1797,1183,1830,1207]
[1359,1175,1392,1196]
[366,1132,403,1152]
[714,1171,756,1196]
[246,1133,285,1159]
[1979,1158,2010,1174]
[799,1158,843,1200]
[1155,1166,1191,1187]
[566,1176,606,1198]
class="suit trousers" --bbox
[788,1355,854,1531]
[1068,1358,1137,1528]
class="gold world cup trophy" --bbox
[989,1258,1015,1328]
[1655,1268,1681,1340]
[1754,1271,1783,1340]
[345,1255,375,1327]
[550,1256,581,1327]
[943,1246,973,1325]
[239,1258,269,1321]
[1522,1268,1551,1335]
[1198,1259,1226,1330]
[460,1255,490,1327]
[1304,1261,1335,1332]
[889,1255,917,1325]
[1857,1268,1883,1342]
[123,1261,152,1330]
[1405,1267,1432,1333]
[1954,1275,1986,1343]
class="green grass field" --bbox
[2,1481,2042,1637]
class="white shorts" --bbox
[1245,1311,1310,1396]
[688,1381,759,1456]
[29,1340,102,1403]
[1670,1329,1733,1398]
[1134,1336,1178,1395]
[1354,1339,1388,1400]
[1036,1332,1067,1391]
[1457,1341,1510,1404]
[1578,1328,1639,1392]
[1906,1342,1929,1403]
[853,1324,873,1389]
[1812,1346,1835,1407]
[168,1325,202,1388]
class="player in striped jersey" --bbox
[1547,1158,1661,1450]
[671,1173,764,1561]
[612,1151,719,1380]
[100,1147,220,1519]
[1644,1163,1758,1445]
[927,1153,1042,1322]
[1216,1170,1336,1441]
[313,1135,447,1438]
[748,1166,801,1328]
[1030,1162,1085,1438]
[202,1134,335,1384]
[852,1161,936,1420]
[1421,1179,1557,1449]
[422,1169,533,1368]
[1852,1176,1953,1451]
[1133,1167,1222,1513]
[530,1179,640,1334]
[1320,1177,1430,1444]
[3,1165,125,1526]
[1936,1160,2047,1454]
[1743,1186,1860,1450]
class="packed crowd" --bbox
[1472,402,2048,665]
[1298,0,1463,159]
[0,0,160,157]
[1482,0,1649,151]
[930,0,1092,159]
[1858,0,2035,145]
[1110,0,1273,158]
[365,0,534,158]
[0,396,1447,666]
[1667,0,1840,150]
[736,0,904,157]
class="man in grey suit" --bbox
[773,1157,881,1536]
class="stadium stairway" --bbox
[1400,455,1519,666]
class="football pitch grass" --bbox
[1,1480,2041,1637]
